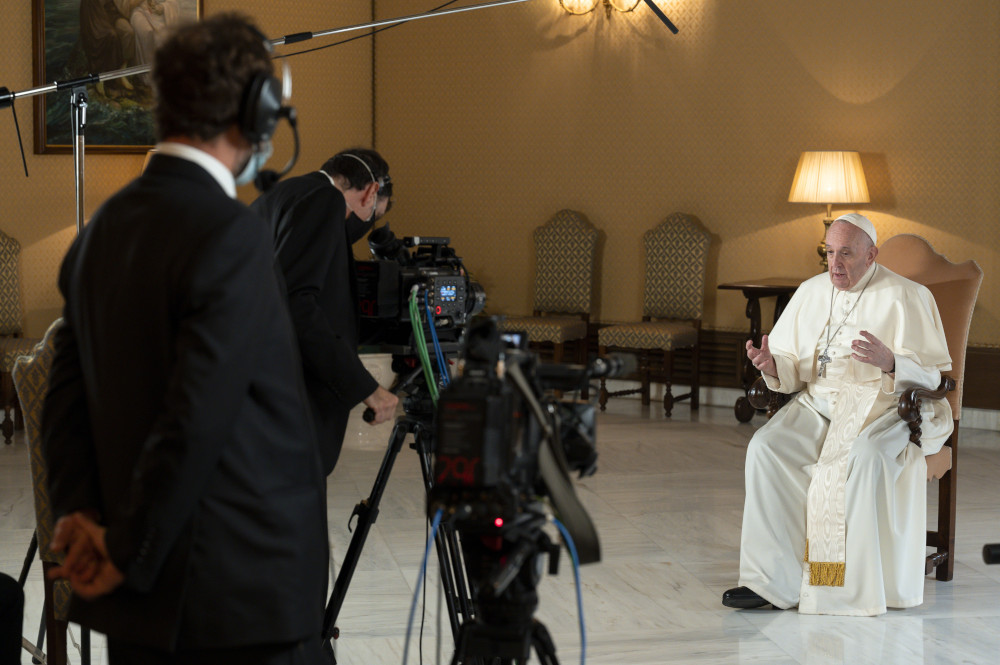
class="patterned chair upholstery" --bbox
[499,210,600,367]
[598,213,710,417]
[13,318,86,665]
[0,230,41,444]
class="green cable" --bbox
[409,288,439,404]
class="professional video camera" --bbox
[357,223,485,349]
[427,317,634,664]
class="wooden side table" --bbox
[718,277,803,422]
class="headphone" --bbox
[237,28,299,191]
[340,153,381,189]
[339,152,393,204]
[239,73,284,145]
[239,26,286,145]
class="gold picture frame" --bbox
[32,0,202,153]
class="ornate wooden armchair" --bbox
[499,209,601,367]
[749,234,982,582]
[880,234,982,581]
[597,213,710,417]
[13,319,92,665]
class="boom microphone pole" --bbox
[0,0,537,232]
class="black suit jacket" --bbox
[251,172,378,474]
[42,155,328,650]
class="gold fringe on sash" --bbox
[804,539,846,587]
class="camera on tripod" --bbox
[429,319,612,551]
[423,318,634,664]
[357,223,486,348]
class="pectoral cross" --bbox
[818,352,832,378]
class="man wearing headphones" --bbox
[252,149,399,476]
[42,14,328,664]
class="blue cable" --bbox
[552,517,587,665]
[425,300,450,386]
[403,508,444,665]
[425,300,449,386]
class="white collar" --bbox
[154,141,237,198]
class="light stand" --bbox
[70,87,87,235]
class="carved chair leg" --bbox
[41,562,68,665]
[598,345,609,410]
[690,341,701,410]
[1,371,13,444]
[14,397,24,431]
[663,349,675,418]
[577,338,590,400]
[640,351,651,406]
[936,452,956,581]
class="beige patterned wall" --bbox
[0,1,374,336]
[373,0,999,346]
[3,1,997,347]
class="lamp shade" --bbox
[788,151,869,204]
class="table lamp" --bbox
[788,151,869,269]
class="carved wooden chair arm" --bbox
[747,376,772,410]
[746,375,793,416]
[896,375,955,446]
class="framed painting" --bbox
[32,0,202,153]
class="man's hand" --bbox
[362,386,398,425]
[852,330,895,374]
[746,334,777,378]
[49,512,125,600]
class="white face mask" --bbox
[234,141,273,186]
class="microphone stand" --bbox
[0,0,536,232]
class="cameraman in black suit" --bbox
[41,14,328,664]
[252,149,399,475]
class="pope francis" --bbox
[723,213,953,616]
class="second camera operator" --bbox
[251,149,399,475]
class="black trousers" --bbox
[108,635,326,665]
[0,573,24,665]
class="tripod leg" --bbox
[531,620,559,665]
[322,417,414,649]
[413,427,477,642]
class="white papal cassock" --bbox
[738,262,953,616]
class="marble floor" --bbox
[2,398,999,665]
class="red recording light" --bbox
[494,517,504,528]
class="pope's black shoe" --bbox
[722,586,770,609]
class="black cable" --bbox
[277,0,462,60]
[10,99,28,177]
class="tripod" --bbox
[321,379,476,662]
[445,508,564,665]
[452,620,559,665]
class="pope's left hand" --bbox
[851,330,895,374]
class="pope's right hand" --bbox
[746,334,777,378]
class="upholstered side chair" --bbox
[499,209,601,369]
[597,213,710,417]
[13,318,91,665]
[0,230,41,444]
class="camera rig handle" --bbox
[362,363,425,422]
